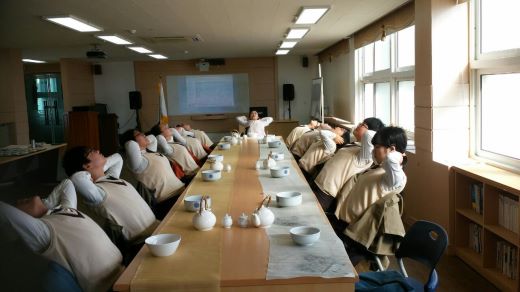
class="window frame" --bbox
[470,0,520,171]
[357,26,415,139]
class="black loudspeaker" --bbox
[283,84,295,101]
[92,64,102,75]
[129,91,142,110]
[302,56,309,68]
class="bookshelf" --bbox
[452,164,520,291]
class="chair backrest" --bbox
[395,220,448,270]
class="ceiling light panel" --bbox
[22,59,46,63]
[280,41,298,49]
[286,28,309,39]
[128,47,152,53]
[149,54,168,59]
[44,16,101,32]
[276,50,290,55]
[295,7,329,24]
[96,35,132,45]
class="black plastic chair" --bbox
[356,220,448,292]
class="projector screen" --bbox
[166,73,249,115]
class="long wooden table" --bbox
[113,138,356,291]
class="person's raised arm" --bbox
[382,150,406,191]
[42,179,77,210]
[320,130,337,154]
[260,117,274,126]
[171,128,186,145]
[156,134,174,156]
[146,135,158,152]
[0,201,50,253]
[104,153,123,179]
[358,130,376,163]
[70,171,106,205]
[125,140,149,173]
[236,116,249,127]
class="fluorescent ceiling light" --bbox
[276,50,290,55]
[286,28,309,39]
[149,54,168,59]
[44,16,101,32]
[295,7,329,24]
[280,41,298,49]
[22,59,46,63]
[128,46,153,54]
[96,35,132,45]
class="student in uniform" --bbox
[290,124,332,159]
[0,180,124,292]
[334,126,407,224]
[298,126,348,176]
[173,124,209,160]
[63,147,159,246]
[178,123,214,148]
[153,123,200,176]
[285,119,320,149]
[236,110,273,137]
[123,130,185,213]
[313,117,385,211]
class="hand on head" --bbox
[16,196,48,218]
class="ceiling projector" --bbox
[86,49,107,59]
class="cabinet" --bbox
[65,111,99,150]
[452,164,520,291]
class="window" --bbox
[473,0,520,169]
[357,25,415,135]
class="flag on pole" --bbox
[159,78,169,125]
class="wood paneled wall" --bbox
[60,58,95,112]
[133,57,277,132]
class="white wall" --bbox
[320,47,356,122]
[93,61,136,133]
[276,55,319,124]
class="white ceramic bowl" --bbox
[202,170,222,181]
[276,191,302,207]
[218,143,231,150]
[222,136,233,142]
[247,132,258,139]
[271,152,284,161]
[290,226,320,246]
[207,154,224,162]
[184,195,212,212]
[268,140,281,148]
[270,166,290,178]
[145,234,181,256]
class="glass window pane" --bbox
[375,82,391,125]
[364,83,374,118]
[364,44,374,75]
[481,0,520,53]
[374,38,390,71]
[398,81,415,132]
[397,26,415,68]
[481,73,520,160]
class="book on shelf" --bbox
[469,223,482,254]
[470,183,484,215]
[497,241,518,280]
[498,193,519,234]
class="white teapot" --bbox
[262,151,276,169]
[209,157,224,171]
[192,196,216,231]
[230,136,238,145]
[250,195,275,228]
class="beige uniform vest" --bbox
[96,178,159,241]
[314,146,372,198]
[192,129,213,146]
[168,143,199,175]
[135,152,184,202]
[41,209,123,292]
[286,126,311,149]
[185,137,207,159]
[298,141,333,174]
[335,167,406,224]
[291,131,319,157]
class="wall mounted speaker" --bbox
[302,56,309,68]
[129,91,142,110]
[283,84,295,101]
